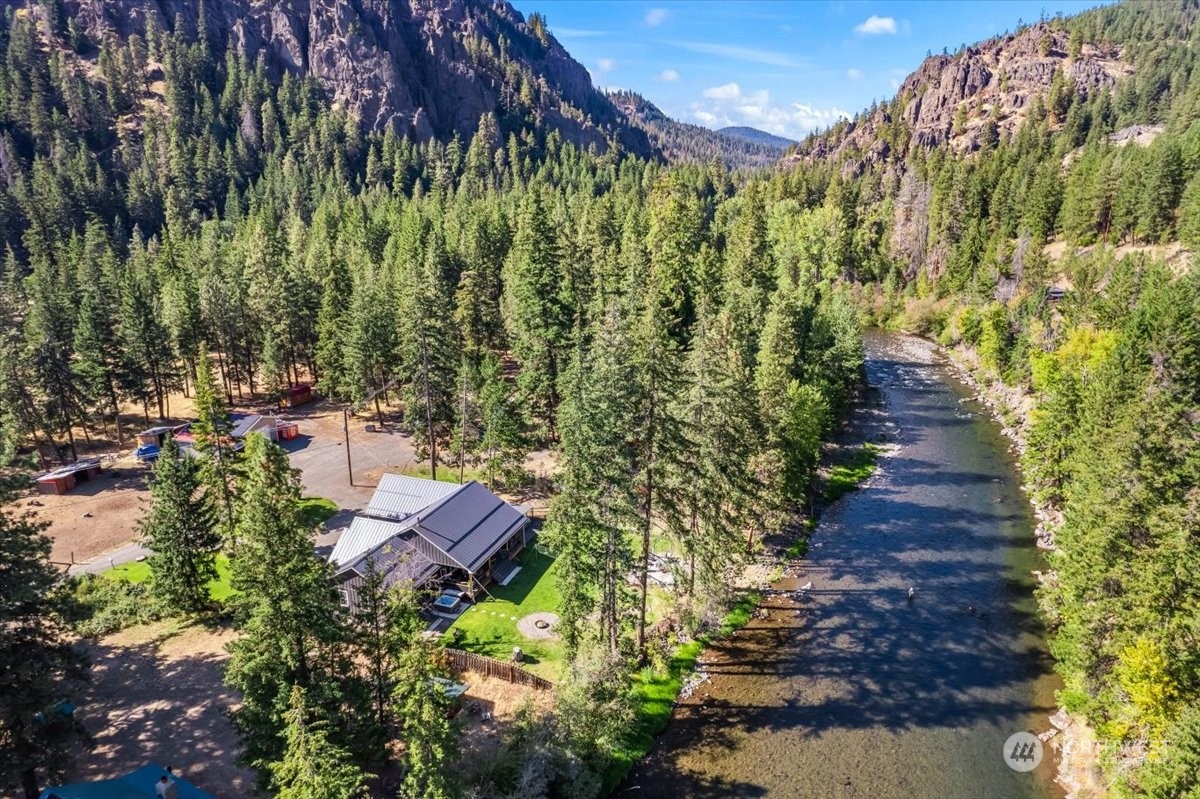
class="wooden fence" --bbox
[445,648,553,691]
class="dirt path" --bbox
[73,621,254,798]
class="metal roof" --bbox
[330,517,408,567]
[230,414,276,439]
[335,533,440,611]
[410,481,527,573]
[365,474,461,521]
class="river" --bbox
[623,331,1062,798]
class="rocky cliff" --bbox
[64,0,652,155]
[786,21,1131,170]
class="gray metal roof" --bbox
[365,474,461,521]
[410,481,527,573]
[230,414,278,439]
[330,517,407,567]
[333,532,440,612]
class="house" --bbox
[330,475,530,606]
[36,459,103,495]
[230,413,279,442]
[40,764,213,799]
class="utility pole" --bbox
[344,376,403,488]
[343,407,353,486]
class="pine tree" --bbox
[676,307,761,598]
[345,556,423,763]
[192,343,238,545]
[392,638,459,799]
[396,229,459,478]
[543,304,639,656]
[269,686,369,799]
[225,434,346,775]
[477,353,526,489]
[502,191,568,439]
[0,489,89,799]
[140,435,220,613]
[630,293,689,660]
[314,248,353,400]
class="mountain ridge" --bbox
[717,126,794,149]
[607,90,786,168]
[65,0,654,156]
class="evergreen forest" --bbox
[2,0,1200,796]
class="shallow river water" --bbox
[623,331,1062,798]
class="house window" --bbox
[338,588,350,607]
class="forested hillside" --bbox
[608,90,788,168]
[718,126,795,150]
[0,2,861,796]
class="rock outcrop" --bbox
[786,21,1130,171]
[65,0,653,155]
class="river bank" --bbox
[930,337,1104,799]
[622,331,1061,798]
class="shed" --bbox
[37,460,103,496]
[282,383,314,408]
[134,426,173,447]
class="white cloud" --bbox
[596,58,615,72]
[855,15,897,35]
[890,78,902,90]
[644,7,670,27]
[846,67,863,79]
[703,82,742,100]
[690,83,848,138]
[672,40,805,69]
[658,68,680,82]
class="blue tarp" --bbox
[40,765,214,799]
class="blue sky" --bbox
[510,0,1110,140]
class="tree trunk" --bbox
[636,389,655,662]
[459,365,468,484]
[21,766,38,799]
[109,383,124,446]
[64,416,78,463]
[421,335,437,482]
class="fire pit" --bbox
[517,612,559,640]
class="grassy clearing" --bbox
[103,553,234,600]
[394,462,490,484]
[446,548,565,681]
[297,496,338,529]
[604,592,761,791]
[823,442,881,504]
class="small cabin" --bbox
[281,383,314,408]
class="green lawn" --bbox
[102,552,234,601]
[98,495,336,602]
[394,462,490,485]
[298,496,339,529]
[446,548,564,681]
